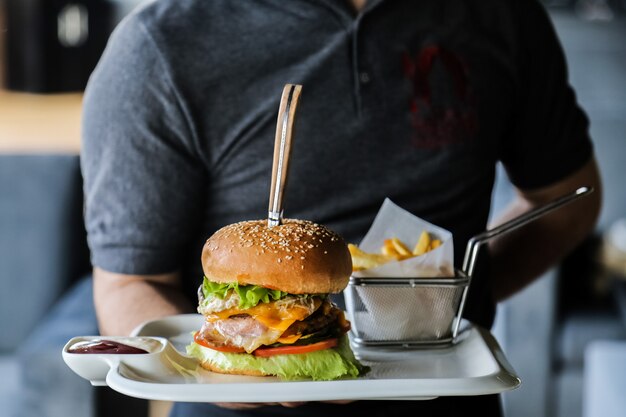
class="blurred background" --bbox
[0,1,624,417]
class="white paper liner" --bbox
[353,198,454,278]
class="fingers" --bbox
[214,400,354,409]
[214,402,305,409]
[214,402,279,409]
[322,400,355,404]
[279,402,306,408]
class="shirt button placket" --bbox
[352,19,368,116]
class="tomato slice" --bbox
[193,331,245,353]
[193,331,339,357]
[253,338,338,357]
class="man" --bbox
[81,0,601,415]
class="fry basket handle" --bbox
[453,186,594,338]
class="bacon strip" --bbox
[198,316,285,353]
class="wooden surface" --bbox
[0,89,83,153]
[0,9,83,154]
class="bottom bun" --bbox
[186,335,367,381]
[198,359,266,377]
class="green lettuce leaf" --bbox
[202,277,288,310]
[186,334,369,381]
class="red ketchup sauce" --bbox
[68,340,149,354]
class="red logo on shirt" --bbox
[402,45,478,148]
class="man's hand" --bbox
[214,403,302,409]
[214,400,354,409]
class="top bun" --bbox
[201,219,352,294]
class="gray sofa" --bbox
[0,154,147,417]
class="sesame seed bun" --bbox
[201,219,352,294]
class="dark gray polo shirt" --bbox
[81,1,592,413]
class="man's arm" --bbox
[93,267,195,336]
[488,156,602,302]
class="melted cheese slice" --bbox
[276,333,303,344]
[207,297,320,343]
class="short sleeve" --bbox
[499,0,593,190]
[81,13,205,274]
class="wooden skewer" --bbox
[268,84,302,227]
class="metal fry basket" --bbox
[344,186,593,348]
[345,271,469,347]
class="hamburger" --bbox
[186,218,367,381]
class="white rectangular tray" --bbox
[62,313,520,402]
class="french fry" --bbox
[381,239,402,259]
[412,231,431,256]
[429,239,442,251]
[349,231,443,272]
[390,237,412,259]
[348,243,393,271]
